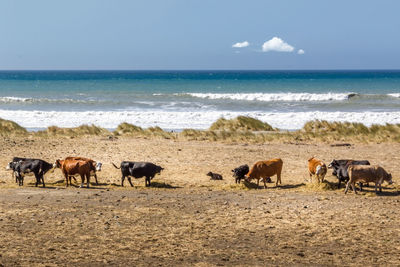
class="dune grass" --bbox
[2,116,400,143]
[298,120,400,143]
[210,116,275,131]
[0,118,28,135]
[113,123,175,139]
[36,124,110,137]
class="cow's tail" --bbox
[111,163,120,169]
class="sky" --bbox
[0,0,399,70]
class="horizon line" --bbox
[0,69,400,72]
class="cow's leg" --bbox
[256,178,260,188]
[344,181,350,194]
[40,173,45,188]
[121,175,125,186]
[33,173,39,187]
[94,173,99,185]
[79,174,85,188]
[63,172,69,187]
[263,177,267,189]
[379,182,382,193]
[352,183,357,194]
[277,173,282,186]
[145,177,149,187]
[128,177,134,187]
[86,173,90,188]
[374,182,378,194]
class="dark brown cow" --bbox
[64,157,102,185]
[245,158,283,188]
[55,158,92,188]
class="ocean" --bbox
[0,70,399,131]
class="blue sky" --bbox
[0,0,399,70]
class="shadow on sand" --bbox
[148,181,181,189]
[242,180,305,190]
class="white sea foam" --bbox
[0,96,96,104]
[183,92,355,102]
[0,96,32,102]
[0,109,399,131]
[388,93,400,98]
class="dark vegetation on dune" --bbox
[1,117,400,143]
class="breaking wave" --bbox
[177,92,357,102]
[0,109,399,131]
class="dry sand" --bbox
[0,136,399,266]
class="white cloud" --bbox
[262,37,294,52]
[297,49,305,55]
[232,41,249,48]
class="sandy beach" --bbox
[0,135,399,266]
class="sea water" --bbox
[0,70,399,131]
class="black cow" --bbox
[112,161,164,187]
[231,164,249,184]
[328,159,370,189]
[6,157,27,183]
[12,159,54,187]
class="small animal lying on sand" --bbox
[207,172,223,180]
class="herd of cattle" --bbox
[5,156,394,194]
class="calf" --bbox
[328,159,370,188]
[345,165,393,194]
[55,158,92,188]
[308,157,327,183]
[12,159,54,187]
[245,158,283,188]
[231,164,249,184]
[112,161,163,187]
[207,172,223,180]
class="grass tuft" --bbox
[210,116,274,131]
[37,124,110,137]
[0,118,28,135]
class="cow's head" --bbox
[54,160,62,168]
[6,162,13,170]
[328,160,337,169]
[95,162,102,172]
[156,166,164,175]
[386,173,393,184]
[244,173,253,183]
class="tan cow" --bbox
[245,158,283,188]
[54,158,93,188]
[308,157,327,183]
[345,165,393,194]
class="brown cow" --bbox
[64,157,102,185]
[245,158,283,188]
[308,157,327,183]
[345,165,393,194]
[55,158,92,188]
